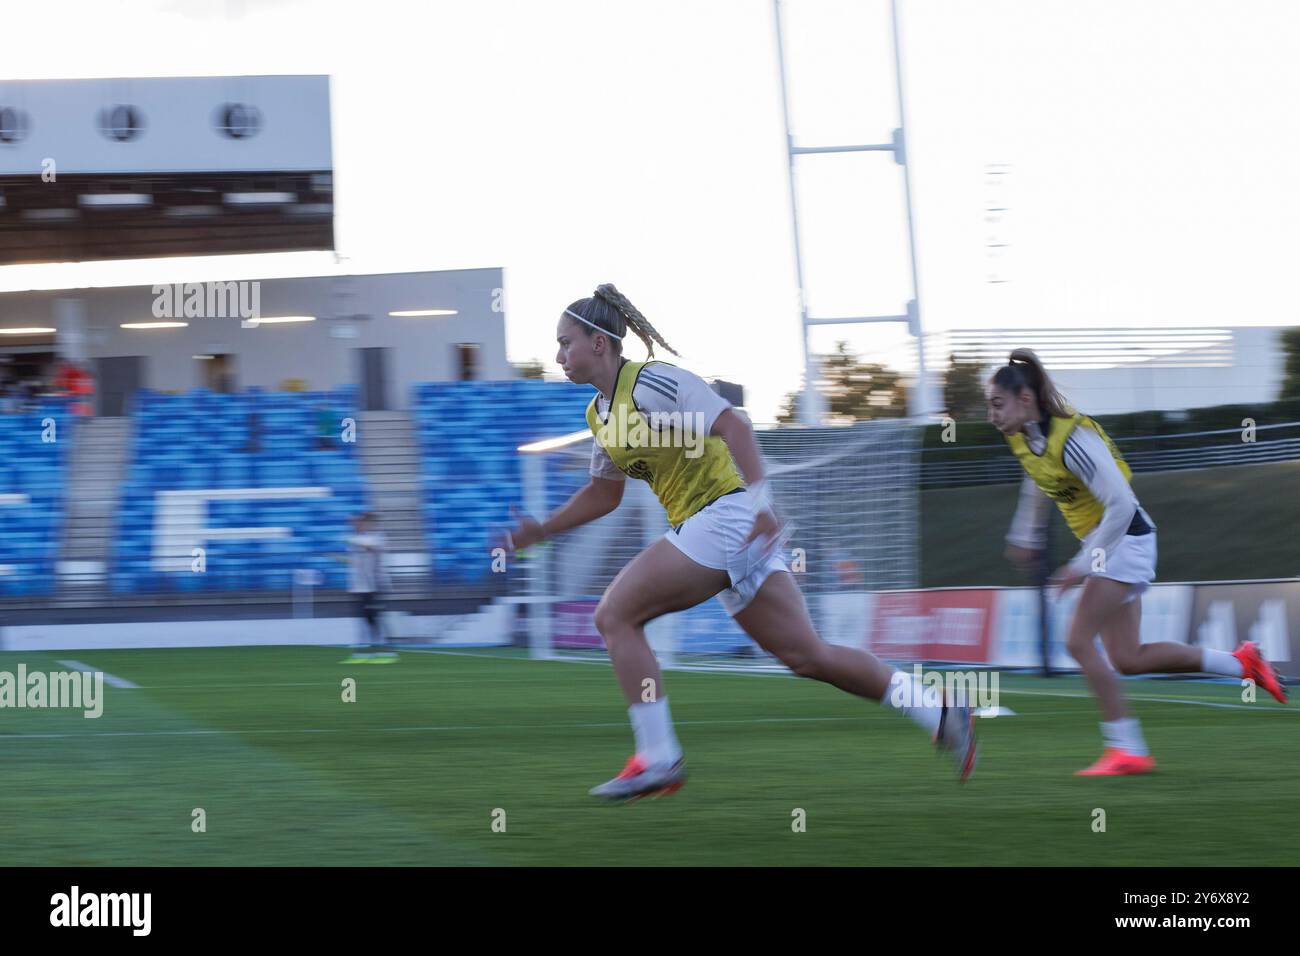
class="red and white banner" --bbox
[866,589,996,664]
[542,578,1295,673]
[552,599,603,650]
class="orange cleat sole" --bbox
[1074,749,1157,776]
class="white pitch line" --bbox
[0,702,1267,743]
[55,660,139,689]
[996,685,1296,713]
[0,715,877,741]
[409,649,1297,711]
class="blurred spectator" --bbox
[9,378,38,414]
[0,378,18,414]
[243,408,262,453]
[315,404,336,450]
[53,359,94,416]
[346,512,393,658]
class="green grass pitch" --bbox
[1,646,1293,866]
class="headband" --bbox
[565,308,623,340]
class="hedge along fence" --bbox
[919,397,1300,488]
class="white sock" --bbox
[629,698,683,766]
[881,669,942,735]
[1101,717,1149,757]
[1202,648,1244,678]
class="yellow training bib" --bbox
[1006,413,1132,540]
[586,360,743,528]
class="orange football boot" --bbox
[1074,748,1157,776]
[1232,641,1288,703]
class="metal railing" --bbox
[920,422,1300,488]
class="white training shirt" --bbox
[589,362,733,482]
[1006,420,1155,577]
[348,532,392,594]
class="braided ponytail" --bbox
[990,347,1074,418]
[593,283,680,358]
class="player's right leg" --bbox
[587,538,730,801]
[342,593,376,663]
[733,568,977,782]
[357,593,392,660]
[1067,578,1156,775]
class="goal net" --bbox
[514,419,922,671]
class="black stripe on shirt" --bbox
[639,371,678,395]
[639,367,678,387]
[1064,435,1095,482]
[638,379,677,403]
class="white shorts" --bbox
[663,488,789,617]
[1091,531,1157,603]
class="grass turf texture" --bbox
[1,646,1294,866]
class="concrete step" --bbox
[67,496,123,513]
[358,437,416,447]
[65,550,111,561]
[370,502,421,515]
[65,490,124,501]
[65,531,114,543]
[65,496,125,510]
[68,474,127,486]
[59,419,132,566]
[355,413,428,552]
[375,525,424,538]
[360,447,417,456]
[67,511,118,523]
[359,463,420,472]
[358,456,421,469]
[362,470,422,481]
[68,463,128,474]
[62,515,115,530]
[367,478,421,492]
[373,503,422,515]
[360,466,422,477]
[372,522,424,534]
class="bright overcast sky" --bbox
[2,0,1299,421]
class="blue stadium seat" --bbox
[412,379,593,582]
[110,389,369,594]
[0,401,72,596]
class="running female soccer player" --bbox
[495,284,977,801]
[988,348,1287,776]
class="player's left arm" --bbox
[711,408,779,544]
[1051,427,1139,589]
[648,364,777,544]
[711,408,765,488]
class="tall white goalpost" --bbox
[773,0,935,422]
